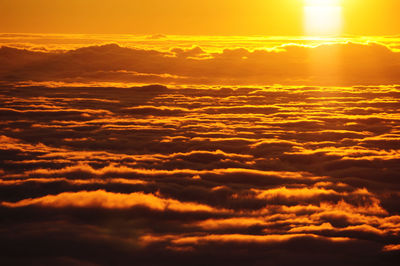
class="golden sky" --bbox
[1,0,400,35]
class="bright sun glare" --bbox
[305,0,343,36]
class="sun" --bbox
[304,0,343,36]
[306,0,340,6]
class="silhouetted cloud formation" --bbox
[1,42,400,85]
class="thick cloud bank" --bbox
[1,41,400,85]
[0,83,400,265]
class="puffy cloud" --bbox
[1,190,220,213]
[383,244,400,252]
[141,233,351,247]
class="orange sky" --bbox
[1,0,400,35]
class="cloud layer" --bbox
[0,82,400,265]
[1,40,400,85]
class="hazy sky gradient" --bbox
[1,0,400,35]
